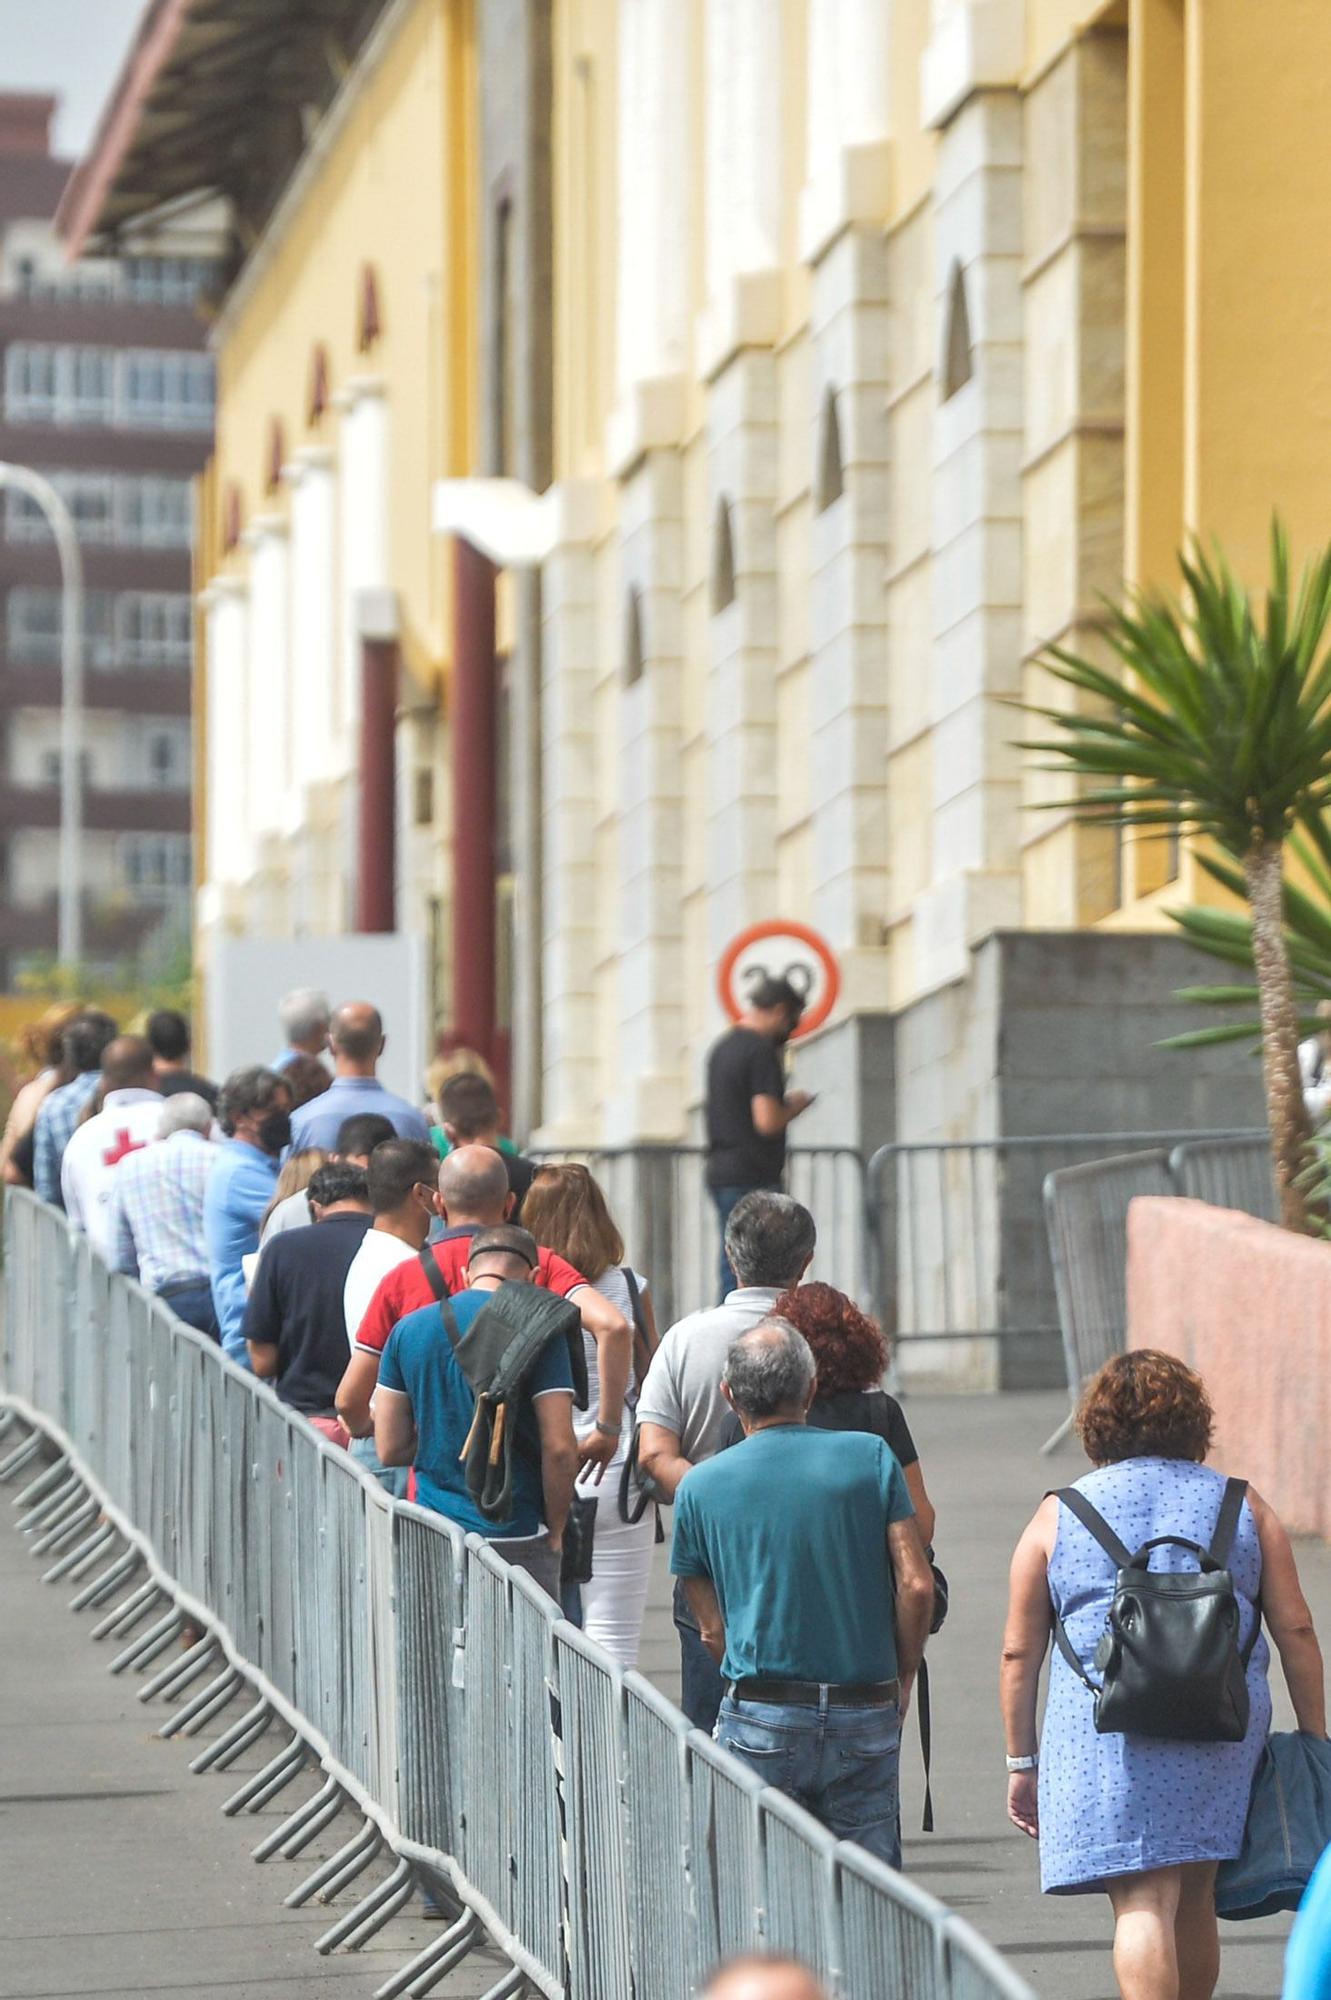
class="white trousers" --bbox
[579,1502,658,1669]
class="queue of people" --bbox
[5,985,1331,2000]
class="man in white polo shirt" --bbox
[342,1135,439,1494]
[61,1036,164,1261]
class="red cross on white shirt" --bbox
[101,1128,147,1167]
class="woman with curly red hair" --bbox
[1001,1349,1326,2000]
[721,1281,934,1542]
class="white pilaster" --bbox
[806,226,892,1001]
[200,576,250,892]
[336,378,389,766]
[285,446,338,795]
[705,350,779,966]
[241,516,290,840]
[537,482,604,1142]
[800,0,893,262]
[916,89,1025,995]
[610,448,686,1139]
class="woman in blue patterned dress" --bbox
[1001,1351,1326,2000]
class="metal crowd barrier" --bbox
[526,1144,868,1328]
[866,1129,1267,1391]
[0,1187,1033,2000]
[1042,1133,1278,1451]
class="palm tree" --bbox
[1022,520,1331,1232]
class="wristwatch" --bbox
[1006,1754,1039,1772]
[594,1419,620,1439]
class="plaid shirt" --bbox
[108,1129,215,1293]
[33,1071,100,1207]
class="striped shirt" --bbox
[108,1129,216,1294]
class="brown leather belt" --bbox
[726,1677,900,1708]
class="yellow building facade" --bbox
[195,0,474,992]
[523,0,1320,1170]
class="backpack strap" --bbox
[1048,1488,1126,1698]
[1207,1477,1249,1566]
[417,1245,449,1303]
[1051,1487,1134,1569]
[917,1657,935,1833]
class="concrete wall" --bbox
[869,929,1267,1389]
[1128,1197,1331,1539]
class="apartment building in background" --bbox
[0,90,216,985]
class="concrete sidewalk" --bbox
[4,1389,1325,2000]
[0,1472,507,2000]
[636,1390,1331,2000]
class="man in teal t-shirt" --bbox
[671,1319,935,1867]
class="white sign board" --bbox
[206,933,429,1106]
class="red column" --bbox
[357,634,398,932]
[451,537,498,1066]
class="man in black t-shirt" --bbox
[243,1161,372,1426]
[704,976,814,1299]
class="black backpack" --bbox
[416,1249,587,1524]
[1051,1476,1258,1743]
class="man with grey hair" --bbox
[108,1091,219,1339]
[637,1190,816,1730]
[273,987,331,1072]
[672,1320,933,1868]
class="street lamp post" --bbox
[0,462,84,968]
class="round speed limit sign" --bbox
[717,920,841,1041]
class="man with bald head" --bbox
[336,1143,630,1478]
[701,1958,828,2000]
[60,1036,163,1260]
[288,1000,431,1153]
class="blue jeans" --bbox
[673,1579,724,1733]
[160,1281,219,1342]
[716,1692,903,1869]
[349,1434,410,1499]
[709,1184,778,1302]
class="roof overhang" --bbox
[58,0,389,260]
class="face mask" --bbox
[257,1107,292,1155]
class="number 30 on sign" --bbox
[717,921,841,1042]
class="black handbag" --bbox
[1052,1477,1258,1743]
[618,1268,666,1530]
[561,1494,597,1586]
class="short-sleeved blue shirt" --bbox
[671,1424,914,1685]
[377,1289,575,1539]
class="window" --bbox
[941,261,975,400]
[117,593,191,667]
[149,731,182,785]
[624,586,645,686]
[357,263,382,352]
[4,472,189,548]
[7,587,61,661]
[70,348,114,421]
[39,749,90,787]
[711,496,737,613]
[7,588,117,666]
[3,343,209,428]
[116,476,192,548]
[120,834,191,903]
[815,386,844,513]
[120,256,215,306]
[4,343,58,421]
[117,350,214,431]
